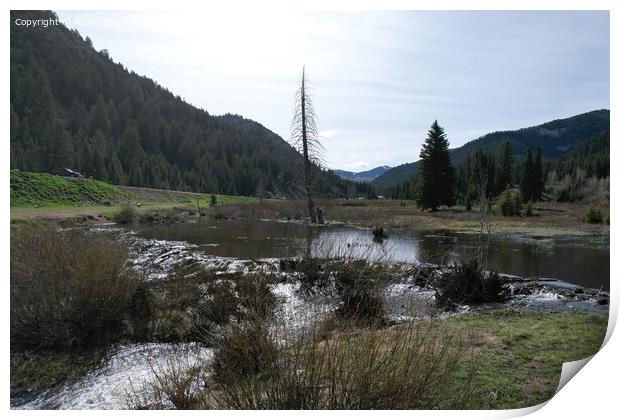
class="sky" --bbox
[56,10,610,172]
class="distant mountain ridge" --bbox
[372,109,610,190]
[333,166,391,182]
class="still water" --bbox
[136,220,609,290]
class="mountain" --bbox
[551,131,609,180]
[372,110,610,190]
[9,10,350,198]
[333,166,391,182]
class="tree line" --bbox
[392,122,547,210]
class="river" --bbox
[135,219,610,290]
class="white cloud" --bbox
[319,129,339,139]
[341,161,371,171]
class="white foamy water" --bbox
[14,343,212,410]
[270,282,336,336]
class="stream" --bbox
[12,219,609,410]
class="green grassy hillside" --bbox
[10,171,135,207]
[10,171,259,211]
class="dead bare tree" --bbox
[291,66,324,223]
[473,149,491,270]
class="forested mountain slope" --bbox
[10,10,349,198]
[372,110,610,190]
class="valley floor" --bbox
[208,198,610,237]
[10,172,609,238]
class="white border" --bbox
[2,1,617,419]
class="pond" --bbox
[135,219,609,290]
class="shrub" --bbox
[371,225,386,242]
[11,349,104,398]
[10,226,140,350]
[583,204,604,224]
[211,321,278,383]
[147,267,278,343]
[114,203,138,224]
[129,286,155,341]
[295,253,391,324]
[296,257,332,293]
[234,273,279,321]
[432,258,504,308]
[206,319,474,409]
[138,208,182,224]
[333,260,388,323]
[127,361,207,409]
[148,267,236,342]
[525,202,533,217]
[498,188,522,216]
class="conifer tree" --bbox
[520,148,536,202]
[533,146,543,201]
[418,120,456,211]
[496,139,513,194]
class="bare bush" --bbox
[114,203,138,224]
[146,266,279,343]
[206,318,475,409]
[432,259,504,308]
[126,360,208,409]
[11,226,140,350]
[332,259,390,323]
[211,321,278,384]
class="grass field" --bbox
[440,311,607,408]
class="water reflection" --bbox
[136,220,609,290]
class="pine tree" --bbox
[418,120,456,211]
[473,148,494,198]
[496,139,513,195]
[533,146,543,201]
[89,94,111,136]
[520,148,535,202]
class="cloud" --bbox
[341,160,371,171]
[319,128,338,139]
